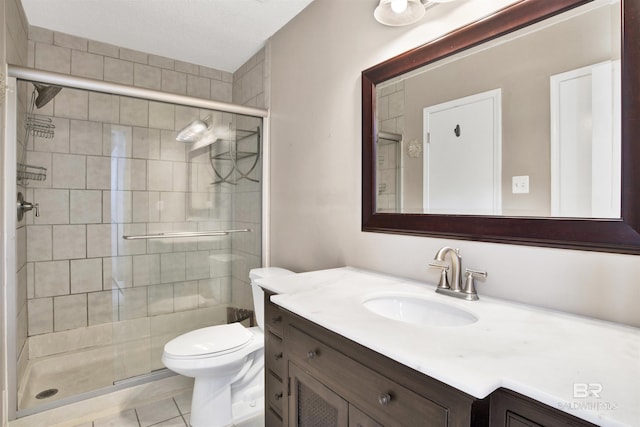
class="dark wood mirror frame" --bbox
[362,0,640,255]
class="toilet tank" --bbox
[249,267,294,330]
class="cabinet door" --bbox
[289,362,348,427]
[349,405,383,427]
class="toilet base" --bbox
[190,375,235,427]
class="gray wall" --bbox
[268,0,640,327]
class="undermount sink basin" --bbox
[363,294,478,327]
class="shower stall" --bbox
[3,67,265,419]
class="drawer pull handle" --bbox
[271,315,282,323]
[274,352,283,360]
[275,392,283,400]
[378,393,392,406]
[307,350,318,359]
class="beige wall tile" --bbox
[71,50,104,80]
[28,298,53,335]
[120,97,149,127]
[33,117,70,153]
[148,284,174,316]
[86,156,113,190]
[89,92,120,124]
[104,57,134,85]
[104,124,133,158]
[198,278,222,308]
[187,75,210,99]
[29,26,53,44]
[34,43,71,74]
[147,160,173,191]
[87,224,116,258]
[211,80,232,102]
[117,158,147,191]
[70,190,102,223]
[160,252,186,283]
[33,189,69,225]
[103,256,133,290]
[148,54,174,70]
[53,87,88,120]
[70,119,103,155]
[71,258,103,293]
[117,223,147,256]
[148,102,175,130]
[28,323,112,358]
[161,69,187,94]
[172,162,187,192]
[134,63,161,90]
[132,127,161,160]
[159,130,185,162]
[88,40,119,58]
[159,192,185,222]
[113,338,151,381]
[88,290,116,326]
[199,66,222,80]
[133,254,161,287]
[54,294,88,331]
[119,47,147,64]
[35,260,69,297]
[27,225,52,262]
[119,287,148,320]
[185,251,210,281]
[53,32,87,50]
[173,281,198,312]
[102,190,132,223]
[52,153,86,189]
[132,191,150,223]
[53,224,87,259]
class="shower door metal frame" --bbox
[3,66,272,420]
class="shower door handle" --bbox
[17,192,39,221]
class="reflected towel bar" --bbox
[122,229,251,240]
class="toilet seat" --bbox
[164,323,253,360]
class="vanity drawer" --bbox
[287,325,448,427]
[266,331,285,378]
[265,407,282,427]
[267,370,284,416]
[265,295,284,337]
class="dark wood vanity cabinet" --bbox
[264,294,596,427]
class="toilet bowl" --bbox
[162,267,294,427]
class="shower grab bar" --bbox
[122,228,251,240]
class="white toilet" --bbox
[162,267,294,427]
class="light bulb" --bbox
[390,0,408,14]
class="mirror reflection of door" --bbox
[423,89,502,215]
[550,60,621,218]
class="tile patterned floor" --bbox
[72,391,192,427]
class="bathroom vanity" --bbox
[259,267,639,427]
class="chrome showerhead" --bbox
[33,83,62,109]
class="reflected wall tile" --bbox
[70,190,102,223]
[89,92,120,124]
[71,258,103,293]
[28,298,53,335]
[104,124,133,158]
[133,254,161,286]
[103,190,132,223]
[148,160,173,191]
[132,127,160,159]
[88,290,116,326]
[104,57,134,85]
[148,192,161,223]
[160,252,186,283]
[120,97,149,127]
[117,157,147,191]
[52,153,86,189]
[198,278,221,308]
[34,43,70,74]
[86,156,113,190]
[149,101,175,130]
[148,283,174,316]
[172,162,187,192]
[87,224,116,258]
[186,251,210,281]
[53,224,86,260]
[35,260,69,297]
[132,191,150,223]
[159,192,186,222]
[33,189,69,224]
[134,63,162,90]
[33,117,69,153]
[71,50,104,80]
[54,294,87,331]
[69,119,103,155]
[174,281,198,312]
[160,130,185,161]
[119,287,148,320]
[53,87,88,120]
[103,256,133,290]
[27,225,52,262]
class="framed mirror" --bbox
[362,0,640,254]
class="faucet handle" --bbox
[463,268,487,298]
[428,260,450,290]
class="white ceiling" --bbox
[21,0,315,73]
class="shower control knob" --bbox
[17,192,39,221]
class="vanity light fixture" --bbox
[374,0,426,26]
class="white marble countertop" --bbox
[257,266,640,427]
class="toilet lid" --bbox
[165,323,253,357]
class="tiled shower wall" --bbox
[376,80,404,212]
[13,25,265,392]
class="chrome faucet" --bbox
[428,247,487,301]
